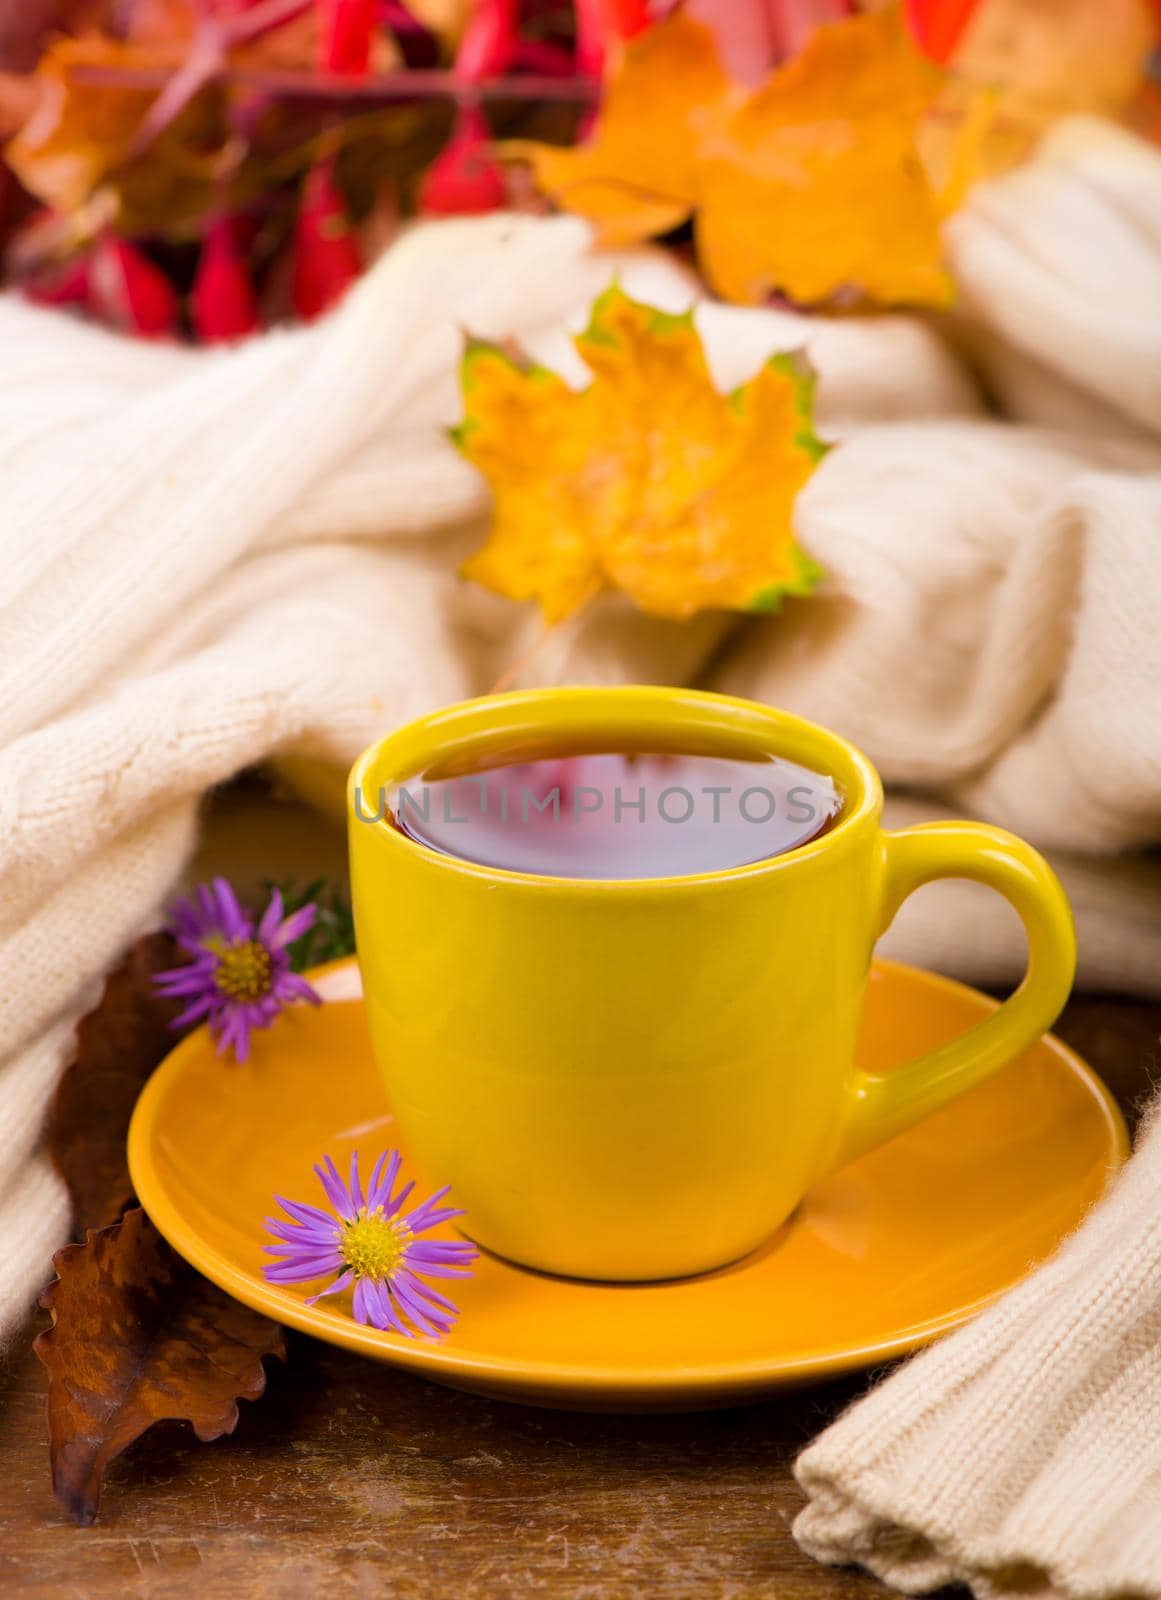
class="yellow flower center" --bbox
[340,1209,411,1280]
[207,937,272,1002]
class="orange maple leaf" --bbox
[521,14,736,247]
[519,5,957,308]
[453,285,827,624]
[945,0,1158,128]
[4,33,230,232]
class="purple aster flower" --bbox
[262,1150,478,1338]
[154,877,321,1062]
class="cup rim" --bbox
[348,687,883,892]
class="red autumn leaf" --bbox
[89,234,178,336]
[419,105,506,214]
[509,36,575,73]
[380,0,440,66]
[50,932,187,1236]
[191,218,260,342]
[416,0,514,216]
[318,0,377,74]
[904,0,981,61]
[689,0,851,80]
[574,0,652,73]
[292,155,361,319]
[0,0,102,73]
[10,222,183,343]
[36,1208,285,1526]
[453,0,518,78]
[599,0,653,36]
[24,253,91,308]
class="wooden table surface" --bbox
[1,785,1158,1600]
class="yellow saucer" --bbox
[128,958,1127,1411]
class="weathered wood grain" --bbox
[1,992,1156,1599]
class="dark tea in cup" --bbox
[380,748,842,879]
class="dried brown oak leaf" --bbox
[35,1207,286,1526]
[50,930,184,1235]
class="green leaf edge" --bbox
[748,543,825,614]
[578,280,697,356]
[729,347,832,465]
[451,336,560,454]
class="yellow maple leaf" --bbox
[453,285,827,624]
[517,6,956,308]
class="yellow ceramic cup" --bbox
[348,687,1076,1282]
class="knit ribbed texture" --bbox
[0,117,1159,1598]
[794,1105,1161,1599]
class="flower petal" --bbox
[395,1266,458,1316]
[153,966,212,996]
[390,1277,444,1337]
[263,1251,345,1282]
[273,903,317,950]
[405,1239,477,1262]
[400,1260,476,1279]
[218,1007,252,1063]
[273,1195,339,1231]
[352,1277,373,1325]
[366,1149,401,1214]
[213,877,251,942]
[305,1269,354,1305]
[403,1185,457,1228]
[367,1277,411,1337]
[171,994,215,1029]
[275,972,322,1006]
[348,1150,365,1214]
[315,1154,356,1220]
[257,889,285,946]
[406,1204,464,1233]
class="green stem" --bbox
[124,0,314,160]
[225,0,313,47]
[77,62,599,104]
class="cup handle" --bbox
[827,821,1077,1172]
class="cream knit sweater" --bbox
[2,115,1160,1597]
